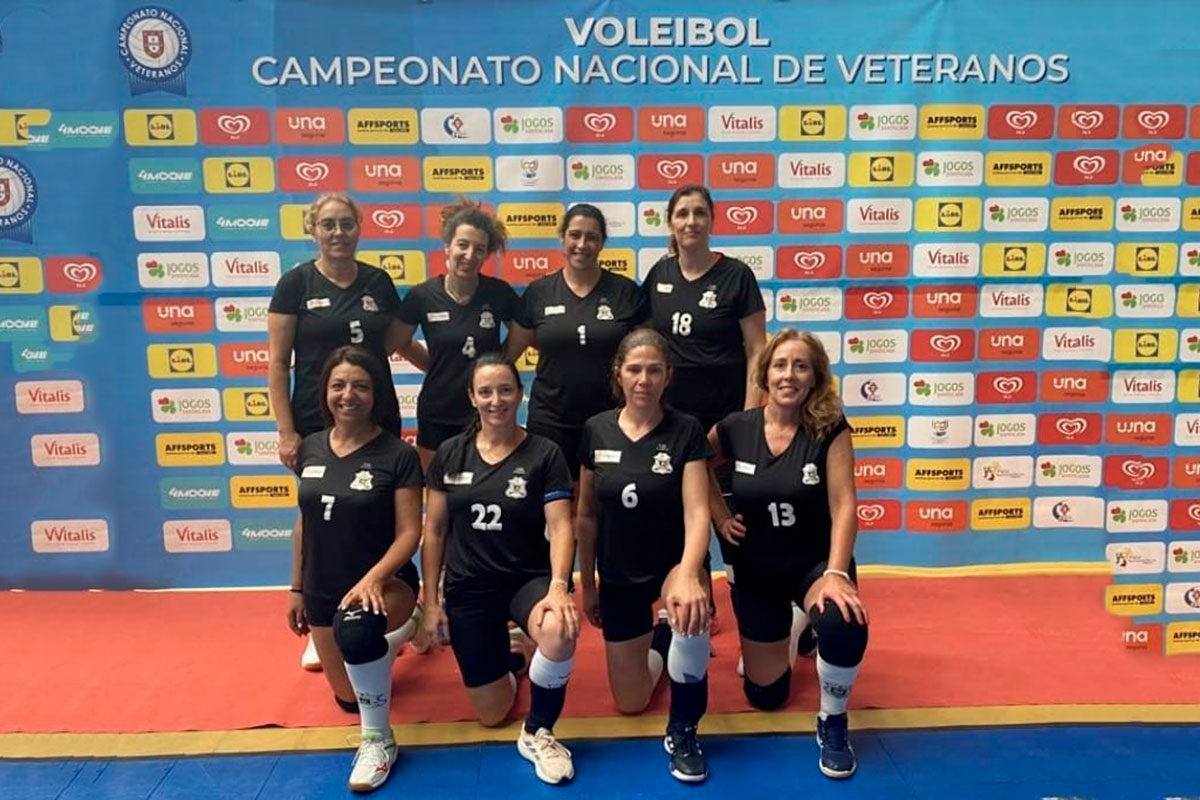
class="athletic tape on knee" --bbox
[809,603,868,668]
[743,668,791,711]
[333,607,388,665]
[667,629,710,684]
[528,649,574,689]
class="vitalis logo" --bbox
[117,7,192,95]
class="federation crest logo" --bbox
[505,474,527,499]
[479,309,495,329]
[802,462,820,485]
[698,287,718,310]
[1052,501,1073,523]
[442,114,468,139]
[117,7,192,95]
[651,450,673,475]
[596,302,614,321]
[0,155,38,243]
[349,469,373,491]
[361,295,379,312]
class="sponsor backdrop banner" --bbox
[2,0,1199,650]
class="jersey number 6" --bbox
[621,482,638,509]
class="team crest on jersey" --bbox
[596,301,614,321]
[505,473,528,499]
[361,295,379,312]
[802,463,820,485]
[651,450,674,475]
[698,286,718,309]
[479,308,495,329]
[462,335,477,358]
[350,470,374,491]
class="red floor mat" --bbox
[1,575,1193,734]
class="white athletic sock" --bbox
[345,653,394,738]
[385,618,416,659]
[528,649,574,689]
[667,629,710,684]
[816,656,860,719]
[788,605,808,669]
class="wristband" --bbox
[823,568,852,582]
[550,577,569,589]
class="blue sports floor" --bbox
[5,725,1199,800]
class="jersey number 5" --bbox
[349,320,363,344]
[767,501,795,527]
[470,503,503,531]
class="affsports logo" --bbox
[118,7,192,95]
[0,154,37,242]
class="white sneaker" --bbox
[300,635,322,672]
[348,733,397,792]
[517,727,575,784]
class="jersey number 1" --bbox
[470,503,502,531]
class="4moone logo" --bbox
[30,433,100,467]
[0,305,44,341]
[234,514,294,550]
[163,519,232,553]
[150,388,220,423]
[160,476,226,510]
[122,109,198,146]
[129,158,200,193]
[14,379,85,414]
[30,519,110,553]
[230,475,296,509]
[155,432,225,467]
[207,204,277,241]
[146,343,218,378]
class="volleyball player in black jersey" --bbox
[285,346,424,792]
[421,354,579,785]
[576,329,713,783]
[269,192,419,671]
[707,330,869,779]
[398,199,527,471]
[504,204,648,480]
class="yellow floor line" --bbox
[4,704,1199,759]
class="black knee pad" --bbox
[808,603,868,668]
[332,606,388,665]
[743,668,791,711]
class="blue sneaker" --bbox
[815,713,856,779]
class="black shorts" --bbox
[525,418,583,481]
[416,417,468,451]
[303,560,420,627]
[598,577,666,643]
[444,573,553,688]
[731,559,858,644]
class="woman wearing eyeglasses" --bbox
[269,192,422,676]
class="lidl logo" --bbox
[0,257,43,294]
[146,343,218,378]
[222,387,273,422]
[779,105,846,141]
[123,109,197,146]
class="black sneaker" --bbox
[663,724,708,783]
[815,713,857,779]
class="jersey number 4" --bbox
[767,501,796,527]
[470,503,503,531]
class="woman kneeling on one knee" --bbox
[285,345,423,793]
[707,329,869,780]
[420,353,580,785]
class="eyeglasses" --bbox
[316,218,358,232]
